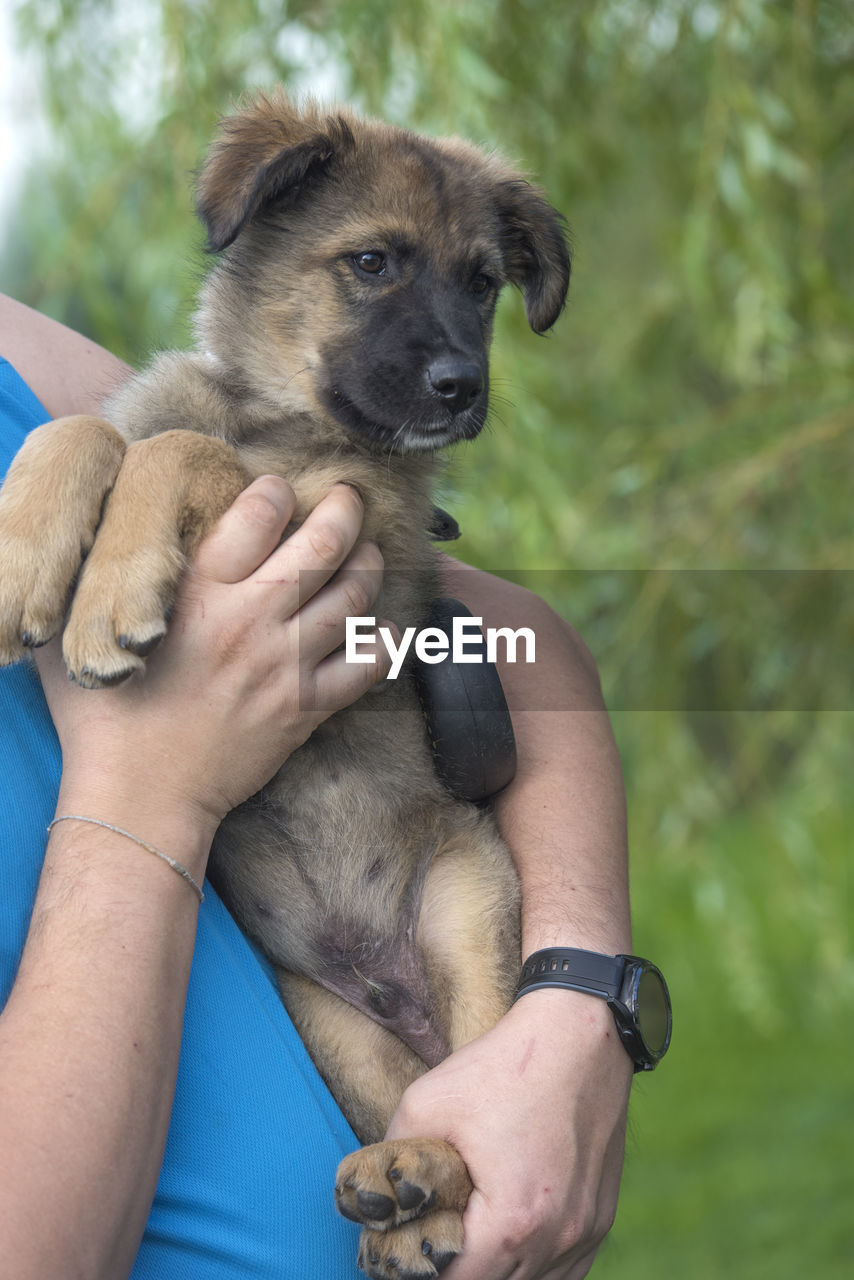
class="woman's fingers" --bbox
[291,540,390,714]
[184,478,392,713]
[192,475,297,585]
[295,539,385,654]
[254,483,369,612]
[193,479,371,629]
[312,621,397,712]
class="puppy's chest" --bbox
[211,664,447,902]
[233,437,438,570]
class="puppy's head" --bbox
[195,93,570,453]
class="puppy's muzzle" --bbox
[427,357,484,415]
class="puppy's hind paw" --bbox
[357,1214,463,1279]
[336,1138,472,1280]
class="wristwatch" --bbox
[514,947,672,1072]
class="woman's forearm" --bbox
[441,559,631,957]
[0,293,132,418]
[0,800,214,1279]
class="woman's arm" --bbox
[443,561,631,956]
[383,565,633,1280]
[0,473,389,1279]
[0,293,132,416]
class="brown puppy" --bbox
[0,93,570,1278]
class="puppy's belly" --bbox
[209,679,465,1065]
[310,929,451,1068]
[214,804,453,1068]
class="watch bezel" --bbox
[608,956,672,1072]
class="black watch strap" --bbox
[514,947,625,1002]
[514,946,673,1074]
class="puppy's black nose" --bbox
[428,358,483,414]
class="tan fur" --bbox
[63,431,251,683]
[0,416,126,664]
[0,92,570,1277]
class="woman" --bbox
[0,294,632,1280]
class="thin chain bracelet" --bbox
[47,815,205,904]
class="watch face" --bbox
[635,964,672,1059]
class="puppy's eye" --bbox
[354,251,386,275]
[471,273,492,296]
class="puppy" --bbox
[0,93,570,1278]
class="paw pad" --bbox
[357,1190,396,1223]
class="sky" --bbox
[0,4,49,245]
[0,5,22,233]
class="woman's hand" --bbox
[386,989,632,1280]
[38,475,391,835]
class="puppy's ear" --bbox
[196,94,355,252]
[495,179,571,334]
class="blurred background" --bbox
[1,1,851,1275]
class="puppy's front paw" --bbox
[336,1139,472,1279]
[0,530,78,663]
[0,414,128,667]
[62,542,182,688]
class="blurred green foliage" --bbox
[1,1,852,1274]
